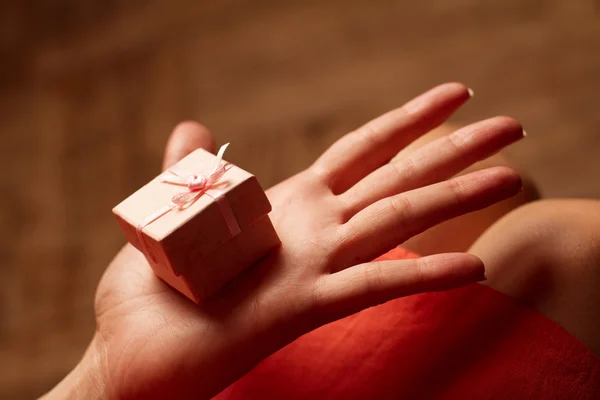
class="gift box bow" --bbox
[136,143,241,267]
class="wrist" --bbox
[42,333,110,400]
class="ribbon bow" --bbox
[160,143,230,209]
[136,143,237,265]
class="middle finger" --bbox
[340,116,525,218]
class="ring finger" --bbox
[332,166,522,271]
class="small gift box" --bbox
[112,144,280,303]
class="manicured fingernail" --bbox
[468,88,475,97]
[522,129,528,137]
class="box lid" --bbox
[112,147,272,275]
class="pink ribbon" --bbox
[136,143,241,268]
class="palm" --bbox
[94,171,335,397]
[92,84,524,399]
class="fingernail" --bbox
[522,129,528,137]
[468,88,475,98]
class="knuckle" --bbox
[445,131,465,153]
[413,257,429,286]
[362,262,385,295]
[355,122,382,147]
[402,156,418,182]
[447,176,468,203]
[390,156,417,184]
[389,161,406,182]
[389,194,415,222]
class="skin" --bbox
[473,199,600,356]
[401,122,538,255]
[389,123,600,356]
[43,83,526,399]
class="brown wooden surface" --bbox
[1,1,599,398]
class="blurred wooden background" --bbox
[1,0,599,398]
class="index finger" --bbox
[311,83,472,194]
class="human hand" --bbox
[45,83,524,399]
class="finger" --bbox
[162,121,216,171]
[341,116,525,216]
[311,253,484,326]
[311,82,472,194]
[334,166,522,270]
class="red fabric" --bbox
[218,247,600,399]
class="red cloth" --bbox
[218,247,600,399]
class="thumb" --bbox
[162,121,216,171]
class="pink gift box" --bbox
[112,145,280,303]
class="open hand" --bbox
[45,83,524,399]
